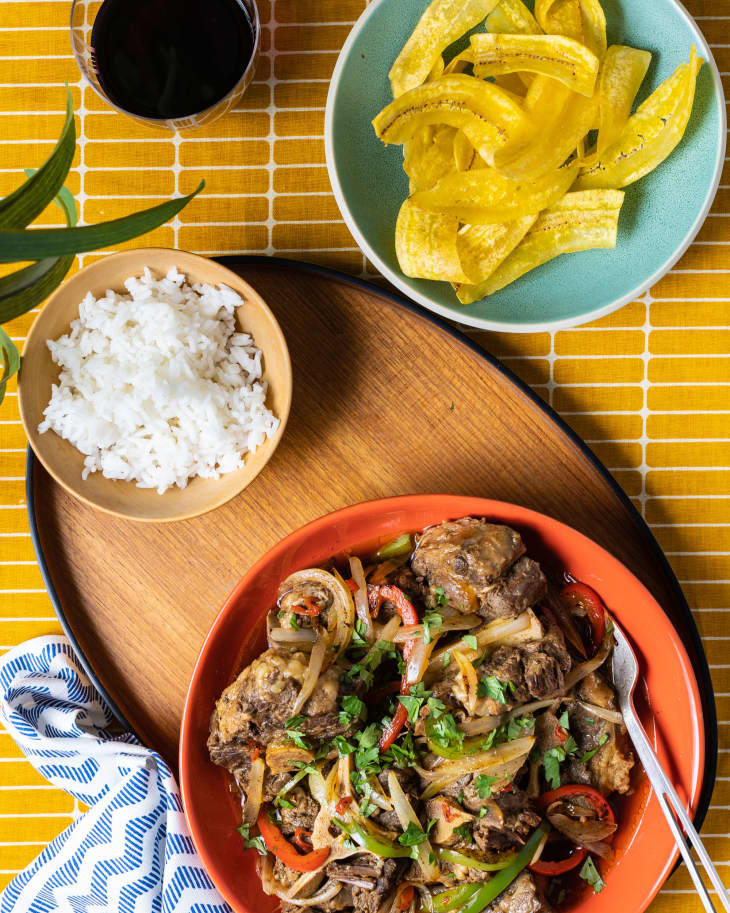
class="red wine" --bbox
[91,0,256,120]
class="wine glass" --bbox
[70,0,260,132]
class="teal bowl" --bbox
[325,0,726,332]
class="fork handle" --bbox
[622,711,730,913]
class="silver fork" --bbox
[611,620,730,913]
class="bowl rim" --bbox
[179,493,705,913]
[18,248,293,523]
[324,0,727,333]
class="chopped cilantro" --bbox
[564,735,579,756]
[291,760,318,775]
[461,634,478,651]
[477,675,513,704]
[475,774,499,799]
[383,730,420,768]
[285,715,305,730]
[506,715,535,741]
[457,789,465,806]
[237,823,267,856]
[359,785,377,818]
[333,734,356,756]
[345,640,396,688]
[398,821,429,847]
[339,694,366,727]
[453,823,473,845]
[284,715,311,751]
[398,682,432,724]
[435,586,448,607]
[543,746,566,789]
[557,710,570,729]
[443,652,451,669]
[427,695,446,719]
[478,807,487,819]
[290,614,299,631]
[422,611,443,645]
[427,712,463,752]
[275,796,294,809]
[579,856,606,894]
[584,716,595,725]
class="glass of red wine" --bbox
[70,0,260,131]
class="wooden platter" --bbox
[27,257,716,827]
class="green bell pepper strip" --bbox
[433,884,482,912]
[434,847,518,872]
[375,534,412,560]
[425,718,485,759]
[459,822,550,913]
[333,818,412,858]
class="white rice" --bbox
[39,267,280,494]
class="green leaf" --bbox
[0,89,75,230]
[0,175,78,324]
[0,181,205,263]
[579,856,606,894]
[0,327,20,404]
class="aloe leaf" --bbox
[0,180,204,263]
[0,89,75,230]
[0,327,20,404]
[0,174,78,323]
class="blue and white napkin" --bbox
[0,635,230,913]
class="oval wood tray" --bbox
[27,256,716,827]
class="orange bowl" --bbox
[179,495,704,913]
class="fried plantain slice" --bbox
[595,45,652,156]
[486,0,542,36]
[389,0,500,97]
[453,130,478,171]
[495,78,597,178]
[410,161,578,223]
[372,74,531,165]
[404,125,458,193]
[577,46,702,188]
[467,189,624,296]
[395,197,473,283]
[534,0,606,57]
[454,215,538,300]
[471,33,600,96]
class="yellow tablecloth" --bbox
[0,0,727,907]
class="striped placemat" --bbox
[0,1,727,909]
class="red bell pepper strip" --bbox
[292,597,321,617]
[335,795,353,815]
[535,784,615,822]
[375,585,421,751]
[554,722,568,743]
[398,886,415,910]
[292,828,313,852]
[257,808,330,872]
[529,785,614,875]
[560,582,606,654]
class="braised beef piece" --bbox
[384,566,429,609]
[278,786,319,835]
[208,648,353,775]
[477,635,571,714]
[478,557,547,621]
[323,857,401,913]
[563,672,634,795]
[473,788,542,852]
[487,872,553,913]
[412,518,525,614]
[281,885,355,913]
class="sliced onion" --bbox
[393,615,481,642]
[459,713,504,736]
[388,771,439,881]
[577,700,624,725]
[286,871,325,901]
[310,763,338,849]
[405,633,436,686]
[242,756,264,826]
[338,754,354,800]
[332,568,357,658]
[564,629,612,691]
[416,885,435,913]
[374,615,403,643]
[291,633,328,715]
[506,699,555,720]
[350,556,375,645]
[269,627,317,646]
[428,611,532,670]
[529,828,549,864]
[366,776,393,811]
[279,568,354,662]
[419,736,535,799]
[452,649,478,716]
[278,880,342,907]
[258,852,277,895]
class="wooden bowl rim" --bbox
[18,248,293,523]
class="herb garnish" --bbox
[461,634,478,651]
[453,823,473,845]
[284,715,312,751]
[475,774,499,799]
[237,823,267,856]
[477,675,514,704]
[579,856,606,894]
[579,732,609,764]
[422,611,443,645]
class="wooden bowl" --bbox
[18,249,292,523]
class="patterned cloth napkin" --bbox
[0,635,230,913]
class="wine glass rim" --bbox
[68,0,261,130]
